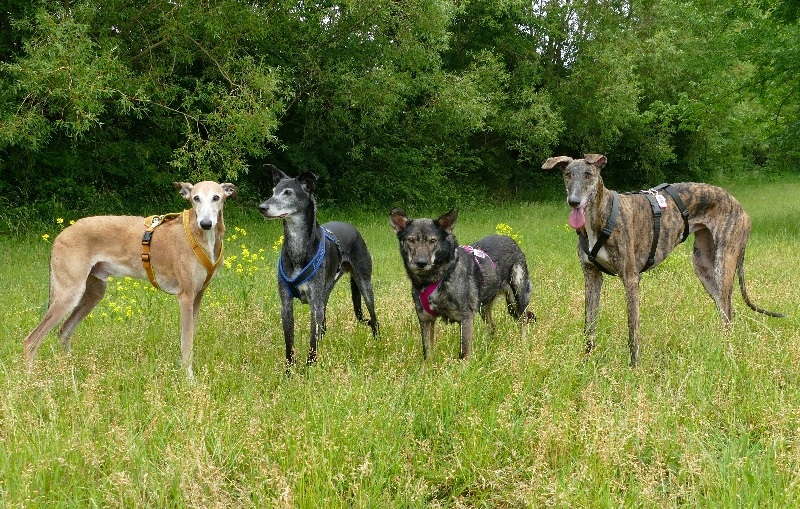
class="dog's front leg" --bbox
[583,265,603,355]
[419,316,436,360]
[459,314,474,360]
[177,291,196,380]
[280,295,296,366]
[621,272,641,367]
[308,299,325,365]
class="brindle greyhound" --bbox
[23,181,236,378]
[259,165,379,367]
[542,154,784,366]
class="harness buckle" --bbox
[643,188,668,209]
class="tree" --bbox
[0,1,287,211]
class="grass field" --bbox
[2,180,799,507]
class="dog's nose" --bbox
[200,219,212,230]
[568,198,581,208]
[414,260,428,269]
[258,202,267,212]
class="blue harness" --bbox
[278,227,338,299]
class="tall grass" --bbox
[2,180,799,507]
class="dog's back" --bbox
[472,235,534,320]
[323,221,372,267]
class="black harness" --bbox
[577,183,690,276]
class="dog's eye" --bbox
[193,196,200,202]
[584,172,592,179]
[283,189,293,196]
[212,195,220,202]
[428,238,437,245]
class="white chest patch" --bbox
[584,225,615,273]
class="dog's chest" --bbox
[584,225,613,270]
[427,287,467,322]
[296,282,311,304]
[426,254,491,320]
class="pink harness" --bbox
[419,246,495,317]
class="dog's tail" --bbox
[506,262,536,323]
[737,258,786,318]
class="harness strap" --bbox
[577,191,619,276]
[654,184,690,243]
[279,227,335,300]
[462,245,497,270]
[141,230,160,290]
[642,193,662,271]
[141,211,223,291]
[420,281,439,316]
[577,184,691,276]
[182,210,224,288]
[141,212,183,290]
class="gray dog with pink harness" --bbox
[390,208,535,360]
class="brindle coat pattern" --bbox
[390,208,535,360]
[542,154,784,366]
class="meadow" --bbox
[2,179,799,507]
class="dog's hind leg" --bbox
[23,264,89,367]
[480,302,496,336]
[351,274,380,338]
[350,277,365,322]
[714,238,742,326]
[692,228,728,323]
[57,274,107,354]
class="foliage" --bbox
[0,0,797,213]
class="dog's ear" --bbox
[265,164,288,186]
[541,156,573,170]
[297,171,317,193]
[220,183,237,199]
[174,182,193,200]
[389,208,410,233]
[434,209,458,234]
[584,154,607,169]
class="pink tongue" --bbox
[569,207,585,230]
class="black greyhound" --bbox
[259,165,379,366]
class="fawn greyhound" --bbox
[390,208,535,360]
[259,165,379,367]
[542,154,784,366]
[23,181,236,379]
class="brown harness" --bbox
[141,210,224,290]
